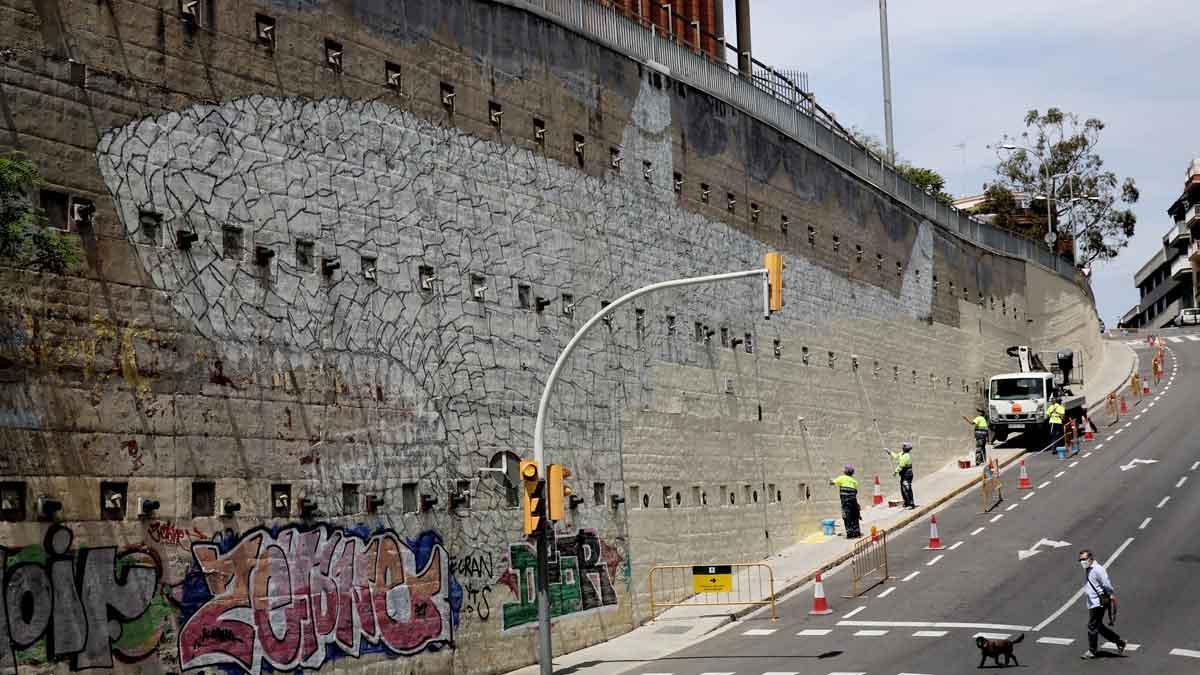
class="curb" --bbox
[1086,342,1139,416]
[712,449,1028,625]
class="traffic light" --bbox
[547,464,573,521]
[764,252,784,312]
[520,460,544,535]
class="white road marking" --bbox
[853,629,889,637]
[1069,461,1079,467]
[1188,335,1200,342]
[762,672,800,675]
[1139,517,1152,530]
[838,620,1033,630]
[743,628,776,635]
[1155,397,1162,402]
[842,606,866,618]
[990,514,1004,523]
[1084,451,1095,457]
[1033,537,1134,631]
[1123,422,1133,428]
[1149,403,1156,409]
[643,672,673,675]
[877,587,896,598]
[796,629,831,636]
[1102,641,1139,651]
[1022,493,1034,501]
[913,630,948,637]
[949,541,964,550]
[825,672,866,675]
[1168,336,1185,343]
[1055,470,1066,478]
[926,554,944,566]
[1158,496,1171,509]
[902,571,921,582]
[1170,648,1200,658]
[1113,428,1124,436]
[970,526,986,536]
[1192,461,1200,471]
[1037,637,1076,645]
[700,672,734,675]
[1135,414,1143,420]
[974,632,1011,640]
[1037,481,1051,489]
[1177,476,1188,488]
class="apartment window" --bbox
[191,481,215,517]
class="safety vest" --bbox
[891,450,913,470]
[973,415,989,430]
[832,474,859,494]
[1048,403,1065,425]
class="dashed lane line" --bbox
[990,514,1004,523]
[902,571,921,582]
[1069,461,1079,467]
[842,606,865,619]
[1177,476,1188,488]
[1005,503,1019,511]
[796,629,831,636]
[853,630,889,637]
[1037,481,1051,489]
[1139,517,1152,529]
[877,587,896,599]
[1114,429,1124,436]
[913,630,948,637]
[1085,450,1095,456]
[1123,422,1133,429]
[970,526,986,536]
[838,620,1033,631]
[1037,637,1076,645]
[699,672,734,675]
[1022,493,1035,501]
[762,671,799,675]
[1135,414,1143,421]
[1158,496,1171,509]
[949,541,964,550]
[1170,648,1200,658]
[926,554,944,566]
[1055,470,1067,478]
[1192,461,1199,471]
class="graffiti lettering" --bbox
[146,521,203,548]
[501,530,620,631]
[178,525,461,675]
[0,526,164,674]
[462,586,492,621]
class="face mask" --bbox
[1080,560,1089,568]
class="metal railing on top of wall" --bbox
[499,0,1081,283]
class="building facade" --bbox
[1167,159,1200,307]
[601,0,725,58]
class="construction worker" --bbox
[1047,397,1067,450]
[889,442,916,509]
[830,465,862,539]
[965,409,989,466]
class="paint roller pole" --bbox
[531,264,777,675]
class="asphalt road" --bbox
[628,329,1200,675]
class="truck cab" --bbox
[986,346,1085,445]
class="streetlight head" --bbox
[1000,144,1018,150]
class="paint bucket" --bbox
[821,518,836,536]
[1056,446,1066,459]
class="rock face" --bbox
[0,1,1100,674]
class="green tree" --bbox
[984,108,1138,264]
[0,152,80,273]
[848,127,953,206]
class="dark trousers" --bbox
[898,467,915,507]
[974,429,989,465]
[1049,422,1063,448]
[839,493,861,538]
[1087,606,1122,652]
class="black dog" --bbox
[976,633,1024,667]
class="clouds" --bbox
[726,0,1198,324]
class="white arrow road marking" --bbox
[1037,637,1076,645]
[1018,538,1071,560]
[1139,517,1152,530]
[1120,458,1159,471]
[1171,648,1200,658]
[1157,496,1171,509]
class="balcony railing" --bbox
[496,0,1079,282]
[1191,239,1200,261]
[1171,254,1193,280]
[1187,203,1200,226]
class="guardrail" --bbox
[844,530,890,598]
[647,563,777,620]
[495,0,1080,282]
[980,458,1004,513]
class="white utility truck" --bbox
[987,346,1085,445]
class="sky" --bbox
[723,0,1197,327]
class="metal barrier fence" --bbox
[495,0,1080,283]
[844,530,890,598]
[647,563,777,620]
[980,458,1004,513]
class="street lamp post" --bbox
[878,0,896,165]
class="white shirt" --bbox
[1082,562,1114,609]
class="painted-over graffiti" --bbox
[0,526,164,674]
[500,530,620,631]
[178,524,461,675]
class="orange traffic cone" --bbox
[1018,459,1032,489]
[1143,384,1150,395]
[873,475,884,506]
[1120,396,1128,415]
[809,571,833,615]
[924,515,945,550]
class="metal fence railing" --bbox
[980,458,1004,513]
[498,0,1081,283]
[647,562,778,620]
[844,529,891,598]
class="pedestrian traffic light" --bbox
[764,252,784,312]
[520,460,543,535]
[547,464,573,521]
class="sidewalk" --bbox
[504,338,1139,675]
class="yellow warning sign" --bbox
[691,565,733,593]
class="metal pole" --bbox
[878,0,896,165]
[530,266,768,675]
[735,0,752,79]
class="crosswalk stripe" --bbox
[974,632,1011,640]
[762,672,799,675]
[826,672,866,675]
[796,629,832,636]
[853,629,889,636]
[913,630,948,637]
[1168,336,1184,343]
[742,628,776,636]
[1037,637,1075,645]
[1170,648,1200,658]
[1188,335,1200,341]
[699,672,734,675]
[1102,641,1140,651]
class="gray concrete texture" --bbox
[0,1,1106,674]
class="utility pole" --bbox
[878,0,896,165]
[735,0,752,80]
[529,256,786,675]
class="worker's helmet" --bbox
[844,464,855,476]
[902,442,913,451]
[1055,397,1062,404]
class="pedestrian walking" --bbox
[1047,397,1066,450]
[888,442,916,508]
[964,410,989,465]
[830,465,862,539]
[1078,549,1126,659]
